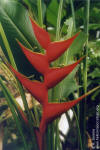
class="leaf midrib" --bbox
[0,4,33,50]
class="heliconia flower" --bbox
[17,41,84,86]
[8,56,84,106]
[7,16,100,150]
[17,41,49,75]
[44,57,84,89]
[9,65,48,106]
[30,17,79,62]
[46,33,79,62]
[39,88,96,134]
[30,17,51,49]
[8,16,86,150]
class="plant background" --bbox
[0,0,100,150]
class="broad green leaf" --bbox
[46,0,59,27]
[0,0,40,76]
[23,0,46,23]
[68,32,87,58]
[0,0,36,48]
[23,0,33,8]
[46,0,66,28]
[60,67,79,98]
[51,66,79,100]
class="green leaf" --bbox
[51,66,79,100]
[23,0,46,23]
[0,77,28,150]
[0,0,40,76]
[68,32,87,58]
[88,68,100,79]
[91,89,100,101]
[46,0,59,27]
[63,17,74,37]
[89,23,100,30]
[0,0,36,48]
[60,66,79,98]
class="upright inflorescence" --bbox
[9,17,85,150]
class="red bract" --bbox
[18,41,49,75]
[40,92,88,134]
[46,33,79,62]
[9,17,85,150]
[30,17,51,49]
[17,39,84,89]
[9,65,48,106]
[30,17,79,62]
[44,57,84,89]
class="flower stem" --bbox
[37,0,43,27]
[83,0,90,91]
[70,1,84,149]
[73,108,83,150]
[51,123,55,150]
[53,1,64,150]
[80,0,90,149]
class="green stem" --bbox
[0,62,18,91]
[0,23,16,68]
[37,0,43,27]
[56,0,63,40]
[83,0,90,92]
[0,23,38,149]
[32,100,40,126]
[52,1,63,149]
[55,119,61,150]
[50,123,55,150]
[0,78,27,120]
[0,78,28,150]
[17,83,38,149]
[47,126,52,150]
[73,108,83,150]
[46,122,55,150]
[80,1,90,150]
[70,0,76,32]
